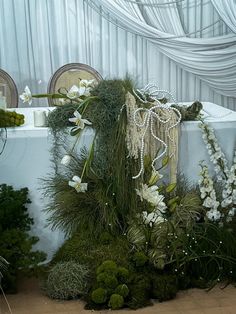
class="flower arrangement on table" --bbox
[19,78,236,310]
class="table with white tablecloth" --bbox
[0,103,235,259]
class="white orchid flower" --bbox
[78,79,96,96]
[20,86,32,105]
[69,111,92,130]
[136,184,166,209]
[61,154,72,166]
[68,176,88,193]
[67,85,80,99]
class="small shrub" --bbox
[115,284,129,298]
[108,294,124,310]
[117,266,129,283]
[151,274,178,301]
[91,287,107,304]
[132,252,148,267]
[44,261,90,300]
[97,260,118,275]
[97,272,118,289]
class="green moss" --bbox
[99,232,114,244]
[151,274,178,302]
[127,274,152,309]
[91,287,107,304]
[97,272,118,289]
[115,284,129,298]
[51,233,130,271]
[108,294,124,310]
[132,252,148,267]
[97,260,118,275]
[117,267,129,283]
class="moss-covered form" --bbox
[132,252,149,267]
[117,267,129,283]
[97,272,118,289]
[115,284,129,298]
[51,232,130,272]
[0,109,25,127]
[97,260,118,275]
[108,294,124,310]
[151,274,178,302]
[91,287,107,304]
[127,273,152,309]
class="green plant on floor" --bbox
[87,260,129,310]
[44,261,90,299]
[0,184,46,293]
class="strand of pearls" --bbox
[132,85,181,179]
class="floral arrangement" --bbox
[19,79,236,310]
[199,121,236,224]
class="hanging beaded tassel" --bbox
[128,84,181,181]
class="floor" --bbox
[1,278,236,314]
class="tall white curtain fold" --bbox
[92,0,236,98]
[0,0,235,110]
[211,0,236,34]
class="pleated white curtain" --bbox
[93,0,236,98]
[211,0,236,34]
[0,0,235,110]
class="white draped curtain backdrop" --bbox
[0,0,236,110]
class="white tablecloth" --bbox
[0,103,235,259]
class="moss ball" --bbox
[108,294,124,310]
[97,260,118,275]
[132,252,148,267]
[117,267,129,283]
[115,284,129,298]
[91,287,107,304]
[97,272,118,289]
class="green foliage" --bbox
[44,79,141,236]
[108,294,124,310]
[127,273,152,309]
[97,260,118,276]
[0,109,24,127]
[132,252,148,267]
[117,267,129,283]
[115,284,129,298]
[151,274,178,301]
[47,103,78,133]
[51,232,130,271]
[44,261,90,299]
[185,223,236,284]
[97,273,118,289]
[0,184,32,232]
[0,184,46,292]
[89,259,129,309]
[91,287,107,304]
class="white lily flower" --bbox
[67,85,80,99]
[61,154,72,166]
[68,176,88,193]
[69,111,92,130]
[136,184,166,209]
[20,86,32,105]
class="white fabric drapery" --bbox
[0,0,235,110]
[91,0,236,98]
[211,0,236,34]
